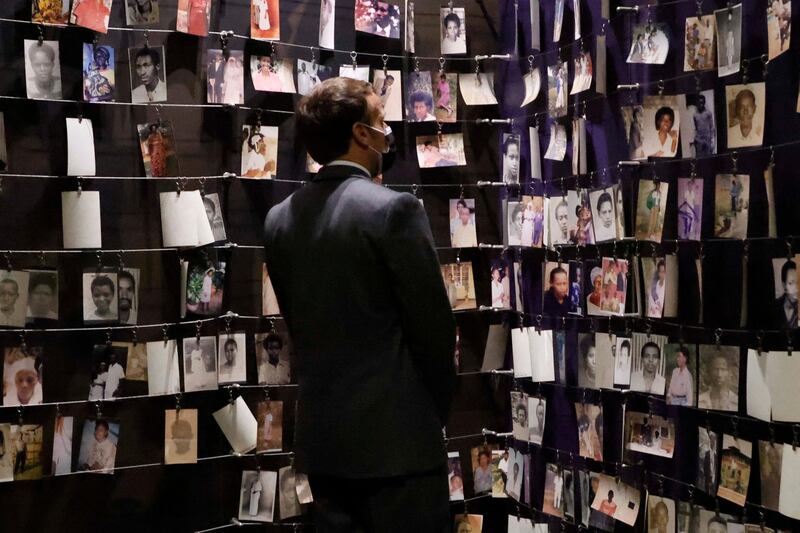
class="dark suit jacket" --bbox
[263,164,456,478]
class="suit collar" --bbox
[312,161,372,182]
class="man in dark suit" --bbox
[263,77,456,532]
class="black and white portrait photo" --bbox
[629,333,667,395]
[589,187,617,242]
[239,470,277,522]
[296,59,332,96]
[256,327,291,385]
[715,4,742,77]
[117,268,139,325]
[680,90,716,157]
[501,133,521,185]
[698,345,739,412]
[627,23,669,64]
[82,270,117,324]
[182,336,218,392]
[726,83,765,148]
[440,7,467,54]
[0,271,28,328]
[128,46,167,103]
[202,193,227,242]
[24,39,62,100]
[218,332,247,384]
[697,426,718,493]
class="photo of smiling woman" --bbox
[82,271,118,324]
[440,7,467,54]
[642,96,681,158]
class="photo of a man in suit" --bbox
[263,77,456,532]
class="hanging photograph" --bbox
[543,463,564,517]
[176,0,212,36]
[441,262,476,309]
[613,336,632,385]
[684,15,716,71]
[416,134,467,168]
[553,0,565,42]
[77,418,119,474]
[459,73,498,105]
[207,50,245,104]
[82,270,115,325]
[567,189,594,245]
[256,400,283,452]
[664,343,695,406]
[599,257,627,316]
[137,120,179,177]
[521,68,541,107]
[547,63,568,117]
[433,72,458,122]
[218,333,247,384]
[715,3,742,77]
[543,262,571,316]
[698,344,739,411]
[548,195,570,246]
[772,257,797,329]
[164,409,197,464]
[241,124,279,179]
[449,198,478,247]
[83,44,115,103]
[489,258,510,309]
[406,72,435,121]
[440,7,467,54]
[115,341,146,381]
[255,326,292,385]
[355,0,400,38]
[527,396,546,444]
[634,180,669,242]
[624,411,675,459]
[238,470,277,522]
[3,347,42,406]
[643,256,667,318]
[9,424,44,480]
[116,268,139,325]
[726,83,765,148]
[185,259,226,316]
[510,391,528,441]
[52,416,73,476]
[713,173,749,239]
[717,434,751,506]
[454,515,483,532]
[627,23,670,64]
[621,105,645,160]
[677,177,703,241]
[26,270,58,322]
[501,133,521,185]
[647,495,676,533]
[297,59,332,96]
[32,0,70,24]
[251,56,296,93]
[129,46,167,103]
[87,344,128,400]
[759,440,783,510]
[575,403,603,461]
[767,0,791,59]
[679,90,716,157]
[543,123,566,161]
[570,51,592,94]
[339,65,370,81]
[70,0,112,33]
[373,69,403,121]
[202,193,227,242]
[509,195,545,247]
[182,336,218,391]
[446,452,465,501]
[24,40,62,100]
[588,187,616,243]
[577,333,596,387]
[697,426,719,493]
[590,474,641,527]
[146,340,180,395]
[629,332,668,394]
[641,95,681,158]
[319,0,335,48]
[126,0,159,25]
[251,0,281,40]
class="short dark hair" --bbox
[118,270,136,290]
[296,77,374,165]
[95,419,110,431]
[264,332,284,350]
[224,337,238,350]
[641,341,661,358]
[734,89,756,113]
[596,192,613,212]
[385,74,394,82]
[456,199,468,210]
[549,266,567,283]
[91,275,115,295]
[579,334,594,359]
[503,135,520,156]
[410,90,433,109]
[29,42,55,62]
[478,449,490,461]
[654,106,674,129]
[782,259,796,284]
[29,273,55,293]
[202,195,216,214]
[135,47,161,67]
[444,12,461,28]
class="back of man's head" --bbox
[296,78,374,166]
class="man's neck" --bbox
[146,79,159,92]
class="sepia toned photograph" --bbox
[256,400,283,452]
[578,333,596,388]
[241,125,279,179]
[614,336,632,385]
[627,23,670,64]
[641,95,681,158]
[510,391,528,441]
[543,463,564,517]
[698,345,739,412]
[126,0,159,25]
[137,120,179,177]
[629,332,667,394]
[24,40,62,100]
[355,0,400,38]
[129,46,167,103]
[250,56,296,93]
[684,15,716,71]
[3,347,42,406]
[575,403,603,461]
[715,4,742,77]
[714,173,749,239]
[416,134,467,168]
[454,514,483,533]
[680,91,716,157]
[83,44,115,102]
[441,262,476,310]
[165,408,197,464]
[624,411,675,459]
[647,495,676,533]
[251,0,281,40]
[759,440,783,510]
[206,50,245,104]
[717,434,751,506]
[10,424,44,481]
[697,426,718,493]
[767,0,791,59]
[23,269,57,323]
[590,473,641,526]
[176,0,211,36]
[70,0,112,33]
[459,73,498,105]
[635,180,669,242]
[449,199,478,248]
[441,7,467,54]
[77,418,119,474]
[664,343,695,406]
[115,341,147,382]
[373,69,403,121]
[726,83,765,148]
[547,63,568,117]
[239,470,277,522]
[182,336,218,392]
[677,177,703,241]
[256,327,292,385]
